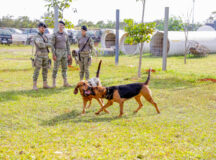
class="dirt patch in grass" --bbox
[68,65,79,71]
[146,69,156,73]
[199,78,216,83]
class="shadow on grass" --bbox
[150,77,196,89]
[0,86,75,102]
[40,109,128,126]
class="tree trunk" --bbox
[141,0,146,23]
[184,49,187,64]
[184,30,188,64]
[138,44,144,78]
[138,0,146,78]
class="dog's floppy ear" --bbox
[74,85,79,94]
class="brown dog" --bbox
[73,60,109,114]
[84,69,160,117]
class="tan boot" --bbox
[43,81,51,89]
[33,81,38,91]
[63,78,71,87]
[52,78,56,88]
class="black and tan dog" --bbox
[84,69,160,117]
[73,60,109,114]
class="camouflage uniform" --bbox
[78,36,94,80]
[33,32,51,83]
[51,31,71,87]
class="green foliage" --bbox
[154,16,202,31]
[155,16,184,31]
[206,11,216,23]
[124,19,155,45]
[45,0,72,14]
[76,19,126,29]
[41,12,54,28]
[77,19,95,28]
[0,15,39,28]
[43,0,74,29]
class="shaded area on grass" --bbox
[0,87,75,102]
[40,110,128,126]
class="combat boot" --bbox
[63,78,71,87]
[43,81,51,89]
[52,78,56,88]
[33,81,38,91]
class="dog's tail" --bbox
[144,68,151,85]
[96,60,102,78]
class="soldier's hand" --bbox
[68,54,72,60]
[53,55,57,61]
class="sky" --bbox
[0,0,216,25]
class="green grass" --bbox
[0,45,216,159]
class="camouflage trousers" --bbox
[52,49,68,79]
[33,56,49,82]
[79,53,90,80]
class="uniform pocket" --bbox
[88,56,92,66]
[34,57,42,68]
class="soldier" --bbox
[51,21,72,87]
[33,22,52,90]
[78,25,94,80]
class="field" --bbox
[0,45,216,159]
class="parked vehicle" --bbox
[0,29,12,45]
[45,28,54,40]
[75,30,82,41]
[87,30,97,42]
[6,28,27,44]
[66,29,77,44]
[21,28,38,45]
[93,29,102,43]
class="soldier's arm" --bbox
[89,38,94,50]
[89,38,95,55]
[51,34,56,55]
[66,34,71,55]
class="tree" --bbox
[44,0,74,28]
[155,16,201,31]
[77,19,95,28]
[135,0,147,78]
[41,12,54,28]
[0,15,39,28]
[124,19,155,78]
[182,10,193,64]
[206,11,216,23]
[155,16,184,31]
[75,20,126,29]
[95,21,105,28]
